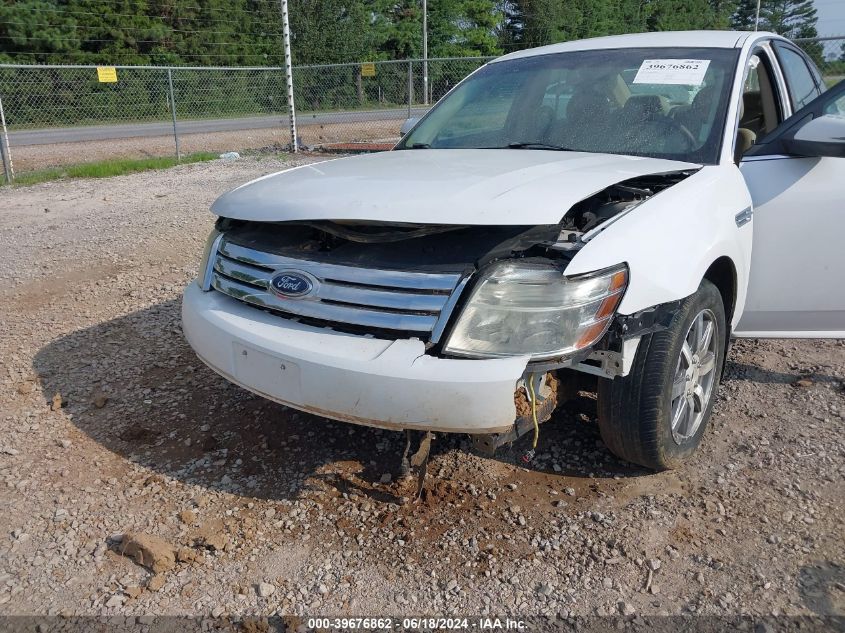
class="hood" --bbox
[212,149,698,226]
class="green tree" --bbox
[0,0,80,64]
[62,0,170,64]
[2,0,757,69]
[437,0,501,56]
[732,0,821,63]
[731,0,818,37]
[708,0,739,28]
[499,0,728,50]
[498,0,624,49]
[289,0,376,65]
[731,0,760,30]
[374,1,421,59]
[376,0,501,59]
[647,0,726,31]
[764,0,818,38]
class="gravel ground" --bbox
[8,121,401,172]
[0,156,843,623]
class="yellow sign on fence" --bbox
[96,66,118,83]
[360,62,376,77]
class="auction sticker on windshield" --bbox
[633,59,710,85]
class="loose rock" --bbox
[119,532,177,573]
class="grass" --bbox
[10,152,219,186]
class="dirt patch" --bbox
[320,142,396,153]
[8,120,401,172]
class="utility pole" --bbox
[422,0,428,106]
[280,0,298,152]
[0,92,13,184]
[754,0,762,31]
[166,68,181,161]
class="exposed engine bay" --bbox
[216,168,695,274]
[560,169,696,234]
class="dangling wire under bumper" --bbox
[471,371,566,458]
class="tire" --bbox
[597,279,726,470]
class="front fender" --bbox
[564,165,753,329]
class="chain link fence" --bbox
[795,36,845,86]
[0,37,843,183]
[0,57,492,182]
[290,57,490,149]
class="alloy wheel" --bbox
[669,308,718,445]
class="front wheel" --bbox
[597,279,726,470]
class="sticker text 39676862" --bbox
[633,59,711,86]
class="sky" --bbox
[815,0,845,37]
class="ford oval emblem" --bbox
[269,270,315,299]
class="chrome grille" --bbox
[210,237,467,339]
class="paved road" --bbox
[8,107,430,146]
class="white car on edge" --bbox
[183,31,845,472]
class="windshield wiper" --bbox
[504,141,574,151]
[405,141,573,150]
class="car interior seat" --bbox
[614,94,676,152]
[621,94,670,122]
[673,85,716,141]
[554,89,615,150]
[529,105,556,141]
[741,59,780,138]
[741,92,766,137]
[735,98,757,163]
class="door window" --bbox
[741,52,783,138]
[775,45,821,110]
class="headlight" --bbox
[442,260,627,360]
[196,228,222,291]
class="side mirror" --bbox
[400,117,420,136]
[783,114,845,158]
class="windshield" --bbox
[399,47,740,164]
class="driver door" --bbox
[735,77,845,337]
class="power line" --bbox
[0,0,373,26]
[0,19,284,38]
[0,34,282,47]
[69,0,284,10]
[6,3,282,20]
[0,49,285,59]
[0,17,388,40]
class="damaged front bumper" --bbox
[182,282,531,434]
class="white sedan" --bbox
[183,30,844,471]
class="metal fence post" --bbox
[407,60,413,118]
[280,0,298,152]
[422,0,429,105]
[0,92,13,184]
[166,68,181,161]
